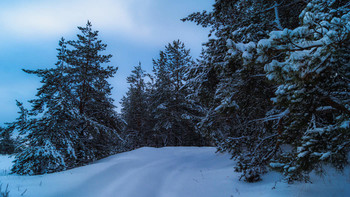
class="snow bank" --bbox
[0,155,12,176]
[0,147,349,197]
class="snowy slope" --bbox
[0,147,349,197]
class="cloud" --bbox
[0,0,211,47]
[0,0,151,40]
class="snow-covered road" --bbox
[1,147,349,197]
[1,147,236,197]
[52,147,235,197]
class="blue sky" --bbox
[0,0,213,125]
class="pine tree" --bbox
[64,21,123,162]
[259,0,350,182]
[185,0,350,183]
[11,46,77,174]
[183,0,308,182]
[151,40,204,146]
[10,22,123,175]
[121,63,152,148]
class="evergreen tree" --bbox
[64,21,123,162]
[258,0,350,182]
[11,52,77,174]
[121,63,152,148]
[10,22,123,175]
[183,0,308,181]
[151,40,204,146]
[185,0,350,183]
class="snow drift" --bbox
[0,147,349,197]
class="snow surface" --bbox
[0,147,349,197]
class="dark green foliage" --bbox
[185,0,350,183]
[260,0,350,182]
[183,0,280,182]
[183,0,319,182]
[0,127,15,155]
[121,63,153,148]
[120,41,208,148]
[150,40,206,147]
[10,21,123,175]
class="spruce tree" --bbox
[151,40,204,146]
[183,0,308,181]
[11,42,78,174]
[64,21,122,162]
[121,63,152,148]
[10,22,123,175]
[185,0,349,183]
[258,0,350,182]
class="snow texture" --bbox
[0,147,349,197]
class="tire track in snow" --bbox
[48,147,233,197]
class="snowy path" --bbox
[1,147,349,197]
[54,147,234,197]
[1,147,235,197]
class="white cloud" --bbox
[0,0,151,39]
[0,0,211,47]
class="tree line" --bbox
[0,0,349,183]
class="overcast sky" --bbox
[0,0,213,125]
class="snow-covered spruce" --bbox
[183,0,308,182]
[121,63,153,149]
[149,40,205,147]
[10,21,124,175]
[253,0,350,182]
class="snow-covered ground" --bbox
[0,147,349,197]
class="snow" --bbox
[340,120,350,129]
[0,155,12,176]
[269,162,284,168]
[297,151,309,158]
[157,104,167,109]
[181,114,191,120]
[1,147,350,197]
[320,152,332,160]
[257,39,271,48]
